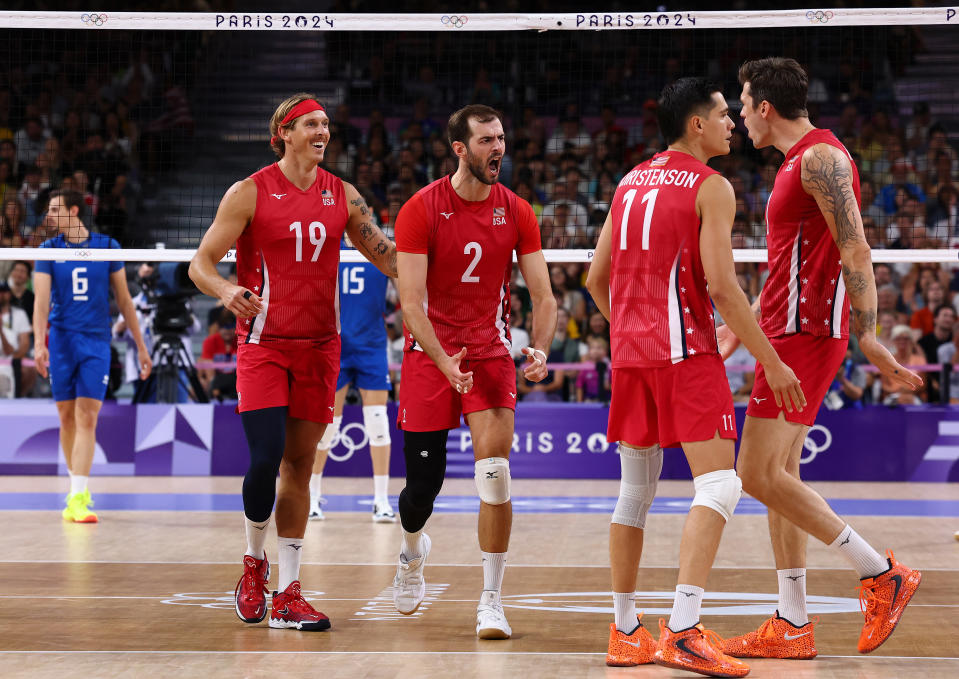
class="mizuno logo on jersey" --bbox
[321,189,336,206]
[440,211,454,219]
[271,193,286,199]
[785,155,801,172]
[650,155,669,167]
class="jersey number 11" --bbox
[619,188,659,251]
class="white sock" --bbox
[70,474,88,496]
[613,591,638,634]
[829,524,888,578]
[777,568,809,626]
[482,551,507,592]
[244,517,270,560]
[277,536,304,592]
[373,475,389,504]
[402,529,423,558]
[309,473,323,503]
[668,584,704,632]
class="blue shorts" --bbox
[48,328,111,402]
[336,343,391,391]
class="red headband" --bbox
[270,99,325,147]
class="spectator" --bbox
[199,309,238,401]
[517,343,566,402]
[583,310,611,345]
[550,265,587,330]
[575,336,610,402]
[6,260,33,323]
[824,348,867,410]
[0,279,30,399]
[877,309,899,351]
[879,159,925,215]
[550,306,583,364]
[918,304,955,402]
[13,117,48,172]
[880,325,927,405]
[546,113,590,164]
[725,344,756,404]
[910,280,946,335]
[936,319,959,403]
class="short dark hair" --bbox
[12,260,32,275]
[656,77,721,145]
[49,188,85,220]
[934,303,954,319]
[447,104,502,147]
[738,57,809,120]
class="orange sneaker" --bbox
[606,615,656,667]
[857,550,921,653]
[654,619,750,677]
[721,612,817,659]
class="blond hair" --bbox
[269,92,321,159]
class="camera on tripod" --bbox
[132,262,209,404]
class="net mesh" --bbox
[0,7,956,266]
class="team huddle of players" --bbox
[39,56,921,677]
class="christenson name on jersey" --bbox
[609,151,719,368]
[236,163,349,346]
[394,176,541,361]
[762,129,858,339]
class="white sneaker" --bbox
[372,500,397,523]
[308,496,326,521]
[476,590,511,639]
[392,533,431,614]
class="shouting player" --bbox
[33,189,152,523]
[390,104,556,639]
[587,78,802,677]
[720,58,922,658]
[189,93,396,632]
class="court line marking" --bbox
[2,559,958,572]
[0,651,956,660]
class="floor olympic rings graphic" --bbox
[441,15,469,28]
[806,10,834,23]
[81,13,109,25]
[327,422,370,462]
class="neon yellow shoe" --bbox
[62,489,98,523]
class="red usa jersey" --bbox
[236,163,348,346]
[609,151,720,367]
[762,129,859,339]
[394,176,541,360]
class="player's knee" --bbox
[316,416,342,451]
[690,468,742,522]
[402,430,448,505]
[362,405,391,447]
[611,443,662,528]
[474,457,511,505]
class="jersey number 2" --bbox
[290,221,327,262]
[461,242,482,283]
[619,188,659,251]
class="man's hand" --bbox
[221,285,263,319]
[137,343,153,380]
[34,345,49,378]
[716,324,741,361]
[439,347,474,394]
[521,347,549,383]
[762,359,806,413]
[860,336,923,391]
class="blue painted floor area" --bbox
[2,493,958,517]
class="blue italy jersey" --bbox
[339,246,388,350]
[35,233,123,340]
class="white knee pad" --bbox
[612,443,663,528]
[690,469,742,522]
[317,415,342,451]
[474,457,511,505]
[362,405,391,447]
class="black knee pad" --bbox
[240,407,287,522]
[398,429,448,533]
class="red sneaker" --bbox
[269,581,331,631]
[857,550,921,653]
[234,554,270,623]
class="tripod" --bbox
[133,333,209,404]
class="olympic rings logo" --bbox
[800,424,833,464]
[327,422,369,462]
[441,15,468,28]
[81,13,108,26]
[806,10,834,23]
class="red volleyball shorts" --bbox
[607,354,737,449]
[398,350,517,432]
[747,333,848,426]
[236,336,340,423]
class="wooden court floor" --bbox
[0,477,957,679]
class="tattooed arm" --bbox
[801,143,922,391]
[341,180,398,278]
